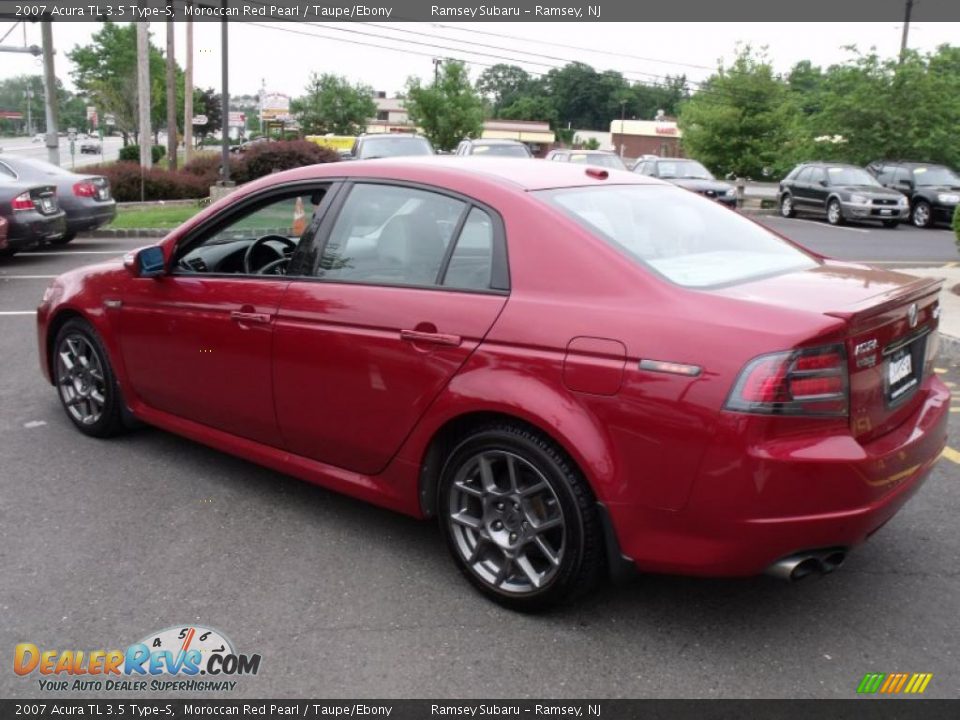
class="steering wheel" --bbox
[243,234,297,274]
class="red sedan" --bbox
[37,158,950,609]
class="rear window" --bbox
[357,136,434,159]
[537,185,816,288]
[472,143,530,157]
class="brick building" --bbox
[610,117,684,160]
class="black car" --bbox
[778,162,909,227]
[632,157,738,207]
[0,173,67,257]
[867,161,960,229]
[348,134,434,160]
[0,155,115,245]
[545,149,626,170]
[454,139,532,158]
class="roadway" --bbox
[0,133,125,169]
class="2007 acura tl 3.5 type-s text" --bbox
[37,158,950,609]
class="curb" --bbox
[83,228,169,239]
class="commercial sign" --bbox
[261,91,290,122]
[229,111,246,128]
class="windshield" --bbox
[358,136,434,159]
[472,143,530,157]
[912,166,960,186]
[826,167,881,186]
[537,185,816,288]
[656,160,713,180]
[568,153,626,170]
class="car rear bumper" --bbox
[5,211,67,249]
[608,376,950,577]
[65,201,117,233]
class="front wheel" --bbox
[438,423,604,610]
[912,200,932,228]
[779,194,795,218]
[53,319,126,438]
[827,199,845,225]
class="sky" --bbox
[1,21,958,101]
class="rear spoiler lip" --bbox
[825,276,943,325]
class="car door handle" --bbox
[230,310,272,324]
[400,329,462,347]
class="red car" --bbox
[37,158,950,609]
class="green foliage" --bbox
[0,75,91,135]
[290,73,376,135]
[192,88,221,142]
[953,205,960,250]
[476,64,534,116]
[405,60,484,151]
[583,137,601,150]
[118,144,166,165]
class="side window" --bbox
[892,167,910,185]
[176,189,324,276]
[443,207,494,291]
[795,167,812,183]
[809,167,826,185]
[317,184,465,287]
[0,162,16,179]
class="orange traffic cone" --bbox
[292,196,306,236]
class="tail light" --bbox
[73,181,97,197]
[11,192,35,211]
[725,344,848,417]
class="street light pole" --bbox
[166,2,177,170]
[40,20,59,166]
[136,21,152,169]
[184,6,194,164]
[220,3,230,184]
[24,87,32,136]
[900,0,914,60]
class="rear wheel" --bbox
[438,423,604,610]
[49,231,76,246]
[827,199,845,225]
[53,319,126,438]
[779,194,795,218]
[0,248,17,258]
[912,200,932,228]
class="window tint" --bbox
[795,167,813,183]
[443,208,494,291]
[808,167,826,184]
[318,184,465,287]
[892,167,911,184]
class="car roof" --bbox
[253,156,660,193]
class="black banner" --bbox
[1,0,959,22]
[3,700,960,720]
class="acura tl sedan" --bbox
[37,158,950,609]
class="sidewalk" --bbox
[904,264,960,359]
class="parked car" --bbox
[867,161,960,229]
[348,133,434,160]
[0,155,115,245]
[79,139,102,154]
[545,149,626,170]
[454,139,532,158]
[37,158,949,609]
[31,133,45,143]
[779,162,909,227]
[230,136,272,154]
[0,172,66,257]
[0,215,7,251]
[633,157,738,207]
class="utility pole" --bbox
[433,58,442,85]
[40,20,59,166]
[900,0,914,60]
[24,87,33,136]
[166,3,177,169]
[136,21,152,169]
[184,7,194,164]
[219,3,230,184]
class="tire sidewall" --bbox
[438,427,589,608]
[780,194,794,218]
[827,199,843,225]
[53,319,122,437]
[913,201,931,228]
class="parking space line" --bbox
[942,447,960,464]
[0,311,36,316]
[772,218,869,234]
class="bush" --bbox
[235,140,339,183]
[954,204,960,249]
[118,144,166,165]
[182,152,226,185]
[85,162,208,202]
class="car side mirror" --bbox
[125,246,165,278]
[818,180,828,187]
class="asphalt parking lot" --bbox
[1,222,959,700]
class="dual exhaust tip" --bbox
[766,548,848,582]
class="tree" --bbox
[290,73,376,135]
[0,75,92,135]
[679,45,803,178]
[405,60,484,151]
[476,64,532,117]
[192,88,221,143]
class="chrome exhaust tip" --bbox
[766,555,823,582]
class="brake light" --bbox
[73,181,97,197]
[11,192,34,211]
[725,344,848,416]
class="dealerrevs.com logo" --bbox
[14,625,261,692]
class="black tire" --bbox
[438,422,604,611]
[826,198,845,226]
[0,247,17,258]
[912,200,932,228]
[52,318,126,438]
[779,193,796,218]
[881,220,899,228]
[49,231,76,246]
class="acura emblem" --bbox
[907,303,919,328]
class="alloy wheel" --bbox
[780,196,792,217]
[446,450,566,595]
[827,200,842,225]
[56,333,107,426]
[913,203,930,228]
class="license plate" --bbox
[97,189,109,200]
[41,198,53,212]
[887,345,918,402]
[879,209,892,215]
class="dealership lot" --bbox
[1,224,959,699]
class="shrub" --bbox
[118,144,166,165]
[85,161,208,202]
[182,152,228,185]
[954,204,960,250]
[235,140,339,184]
